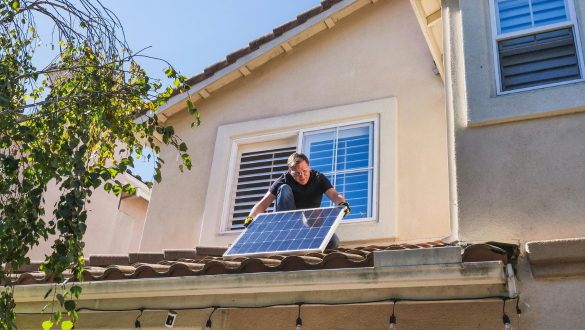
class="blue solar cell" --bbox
[223,206,345,259]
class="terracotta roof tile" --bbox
[7,241,520,287]
[9,242,468,286]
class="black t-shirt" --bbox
[269,170,334,209]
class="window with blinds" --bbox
[499,28,581,91]
[229,146,296,230]
[302,122,374,221]
[495,0,570,35]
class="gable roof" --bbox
[136,0,381,123]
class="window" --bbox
[301,122,375,221]
[228,140,296,230]
[490,0,585,93]
[224,119,378,231]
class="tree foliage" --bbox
[0,1,197,328]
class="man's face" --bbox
[289,160,310,185]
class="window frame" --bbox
[297,118,379,224]
[219,117,379,234]
[489,0,585,95]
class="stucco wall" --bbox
[27,175,149,260]
[445,0,585,249]
[443,0,585,329]
[139,0,450,251]
[15,301,518,330]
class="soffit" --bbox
[409,0,444,80]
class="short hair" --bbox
[287,152,310,168]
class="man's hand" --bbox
[244,216,254,228]
[339,202,350,217]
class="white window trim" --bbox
[489,0,585,95]
[219,117,379,235]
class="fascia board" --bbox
[14,261,506,304]
[136,0,365,123]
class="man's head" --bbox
[288,153,310,185]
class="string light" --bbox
[502,300,512,329]
[135,308,144,330]
[515,297,522,317]
[296,303,303,330]
[65,295,522,330]
[389,300,397,329]
[205,306,219,330]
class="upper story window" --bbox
[224,119,378,231]
[490,0,585,93]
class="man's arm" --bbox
[325,188,345,205]
[248,191,276,220]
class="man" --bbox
[244,152,350,249]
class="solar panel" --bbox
[223,206,346,260]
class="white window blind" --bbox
[302,122,374,220]
[229,145,296,230]
[495,0,570,34]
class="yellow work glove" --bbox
[244,216,253,228]
[339,202,350,217]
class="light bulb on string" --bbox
[389,300,397,329]
[503,314,512,329]
[205,306,219,330]
[502,299,512,329]
[135,308,144,330]
[295,303,303,330]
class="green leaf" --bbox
[56,293,64,305]
[188,107,197,115]
[112,185,122,196]
[64,300,77,312]
[54,311,62,324]
[51,159,58,168]
[179,143,187,152]
[186,99,194,109]
[102,120,112,128]
[70,285,82,298]
[44,288,53,299]
[11,0,19,10]
[103,182,112,193]
[42,320,53,330]
[0,96,8,105]
[61,321,74,330]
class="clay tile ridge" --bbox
[174,0,343,98]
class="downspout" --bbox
[442,0,460,243]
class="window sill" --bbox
[467,79,585,127]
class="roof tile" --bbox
[11,242,518,286]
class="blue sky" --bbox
[32,0,322,181]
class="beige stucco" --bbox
[139,0,450,251]
[27,172,149,260]
[442,0,585,328]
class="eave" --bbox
[409,0,444,80]
[14,261,510,312]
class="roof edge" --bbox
[14,261,506,305]
[136,0,377,123]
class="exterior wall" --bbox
[443,0,585,328]
[15,301,516,329]
[139,0,450,251]
[27,174,149,260]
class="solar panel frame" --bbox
[222,206,346,260]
